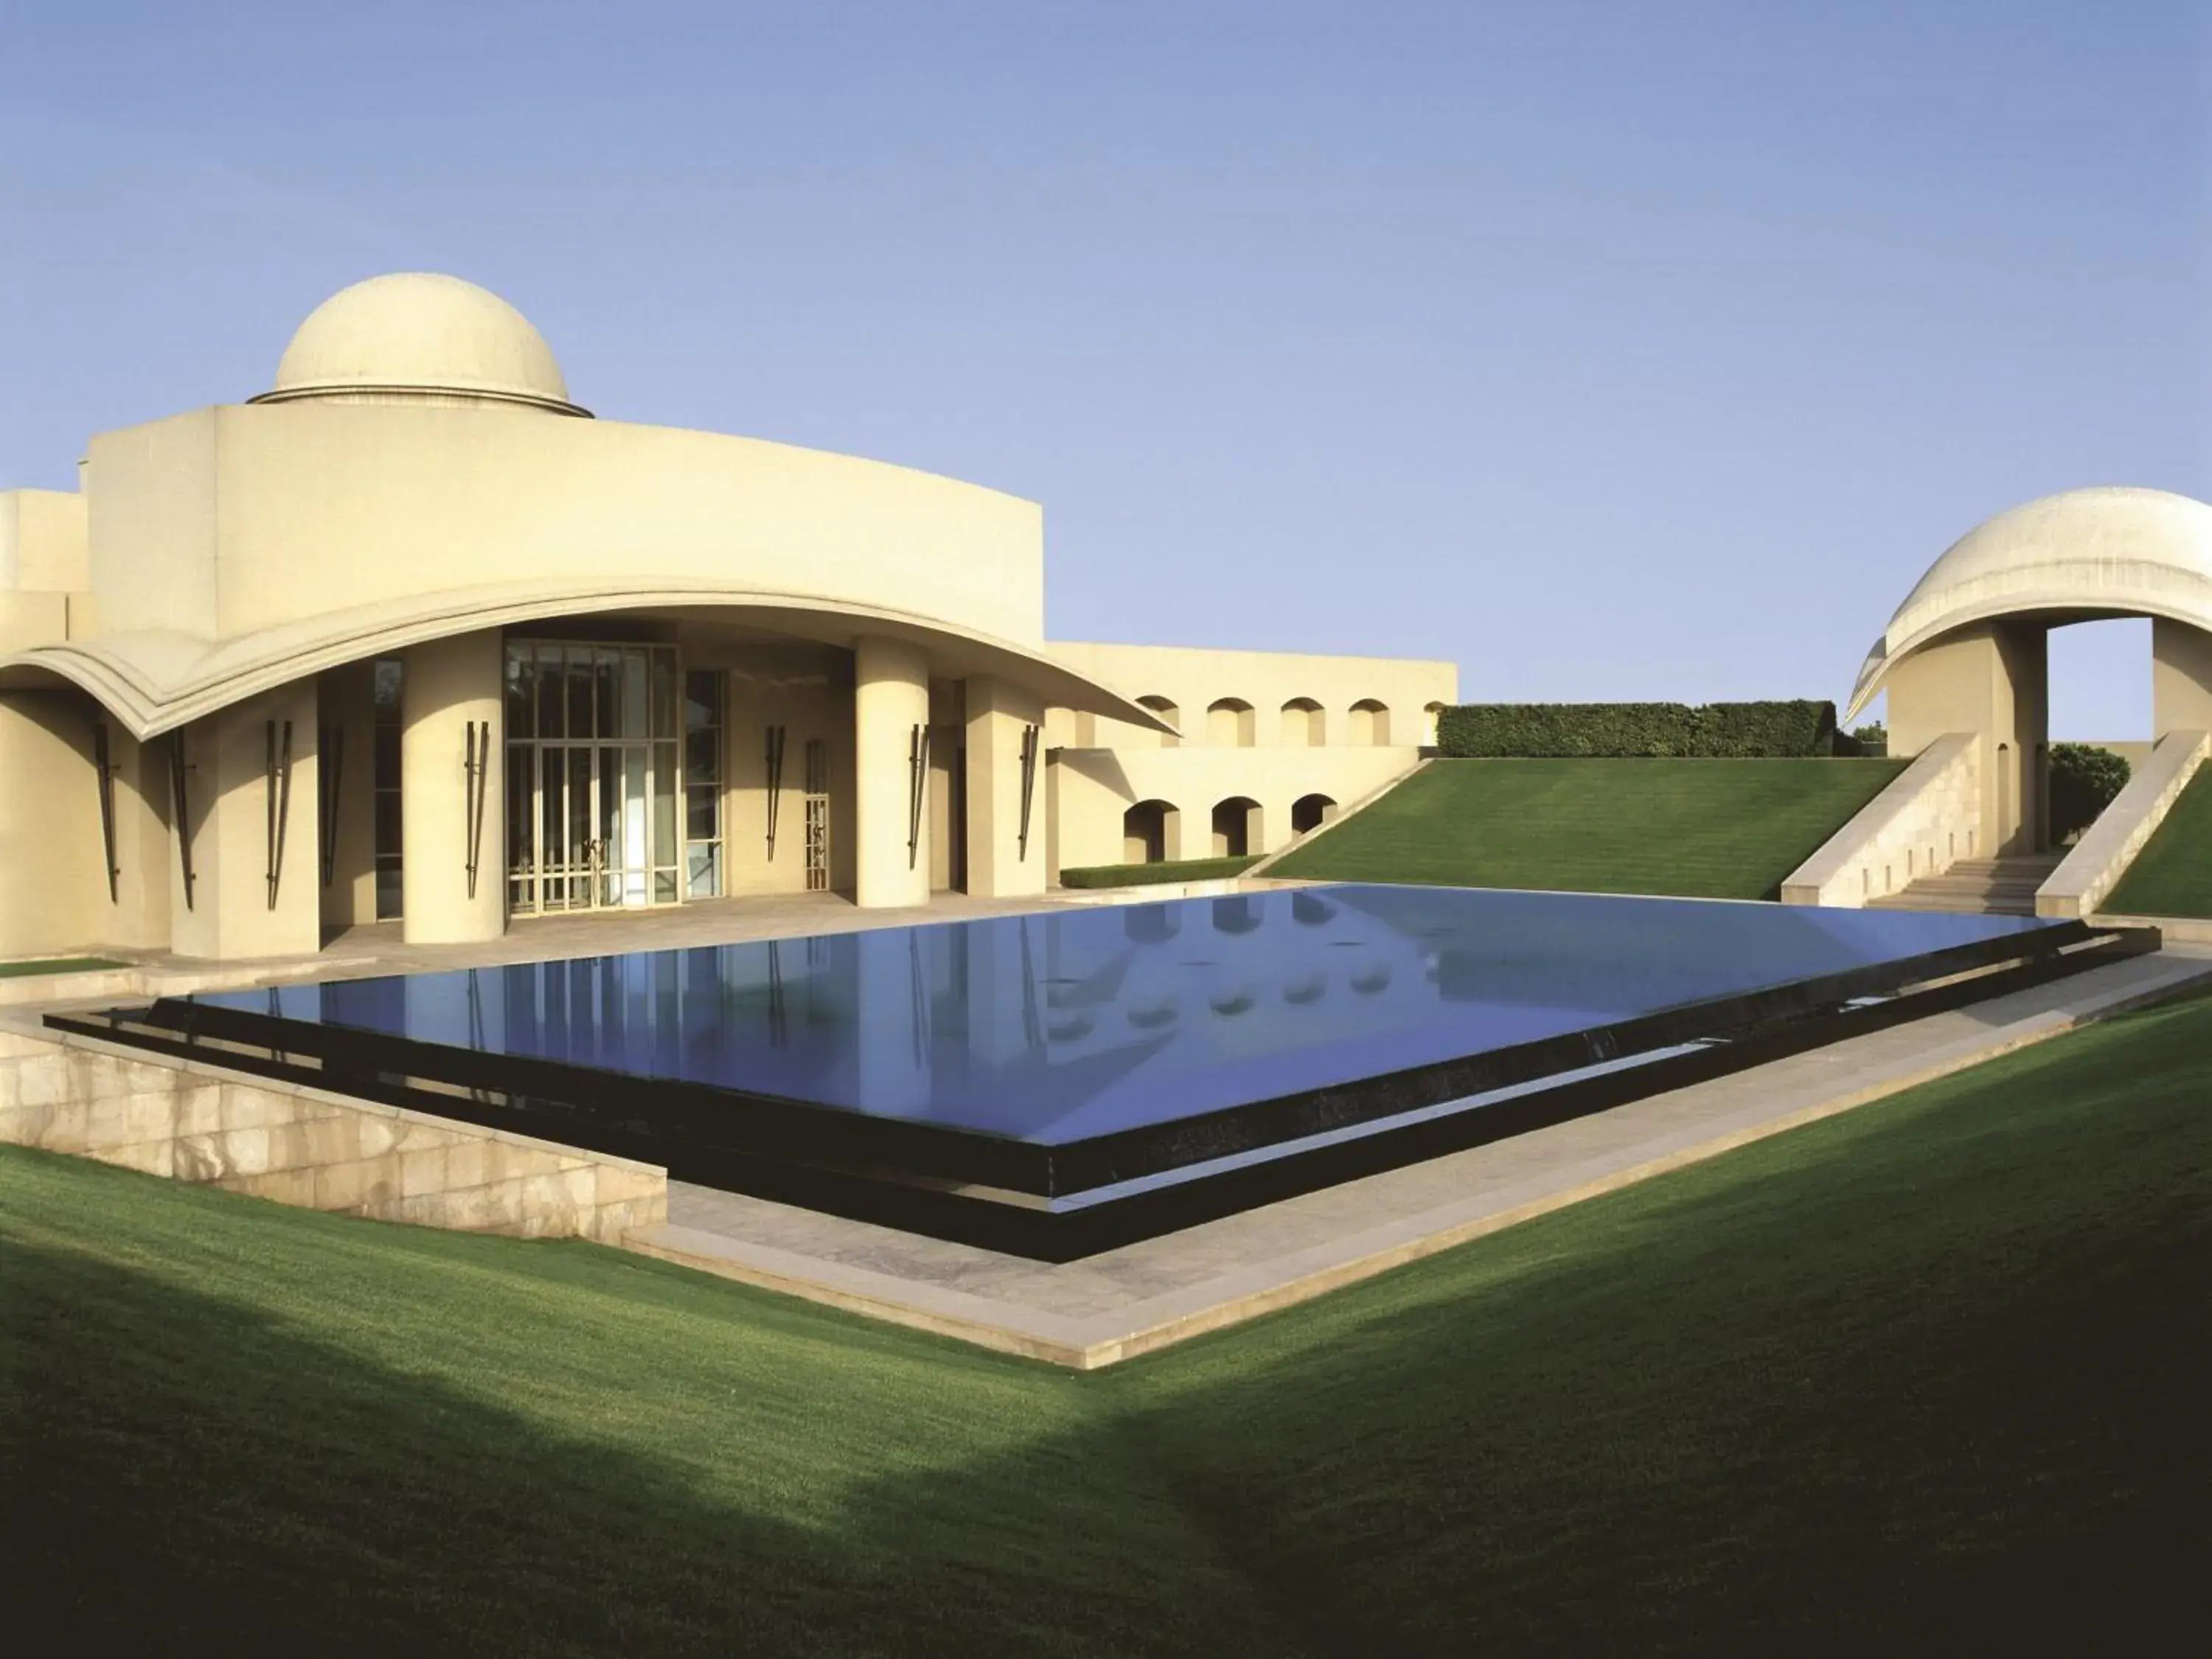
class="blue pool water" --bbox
[192,886,2058,1144]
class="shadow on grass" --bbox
[0,1224,1291,1658]
[6,989,2209,1655]
[1099,989,2212,1654]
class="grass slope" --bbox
[6,990,2209,1653]
[1269,757,1904,898]
[2107,766,2212,918]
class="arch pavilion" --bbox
[0,274,1454,961]
[1846,487,2212,856]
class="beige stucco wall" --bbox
[400,630,504,945]
[0,692,107,959]
[964,675,1048,899]
[1,488,91,597]
[82,404,1046,651]
[854,636,932,908]
[2153,619,2212,737]
[167,682,321,961]
[1047,743,1424,872]
[680,631,858,900]
[317,660,380,931]
[6,333,1454,957]
[1885,622,2046,855]
[1047,641,1456,751]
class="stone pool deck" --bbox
[625,942,2212,1369]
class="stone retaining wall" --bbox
[0,1024,664,1242]
[2039,729,2210,919]
[1781,733,1980,908]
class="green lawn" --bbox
[1270,757,1905,898]
[2107,766,2212,918]
[6,988,2208,1653]
[0,956,127,979]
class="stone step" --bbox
[1868,853,2063,917]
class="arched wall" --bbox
[81,404,1049,651]
[1044,744,1421,874]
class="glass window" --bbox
[504,650,534,740]
[570,647,597,740]
[686,843,720,900]
[650,649,677,738]
[652,741,678,866]
[372,657,403,920]
[536,646,564,740]
[684,672,718,731]
[621,650,648,740]
[681,669,723,902]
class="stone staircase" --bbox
[1867,853,2065,917]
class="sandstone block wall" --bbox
[1782,734,1981,908]
[0,1025,665,1242]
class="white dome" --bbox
[1847,486,2212,720]
[251,273,588,416]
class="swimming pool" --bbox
[63,886,2150,1256]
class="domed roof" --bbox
[251,273,589,416]
[1846,486,2212,720]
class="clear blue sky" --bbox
[4,1,2204,737]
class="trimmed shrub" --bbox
[1059,855,1260,889]
[1837,722,1888,758]
[2049,744,2131,844]
[1435,700,1838,759]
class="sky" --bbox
[4,1,2205,737]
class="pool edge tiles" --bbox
[48,890,2158,1260]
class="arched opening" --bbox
[1292,793,1337,835]
[1349,698,1391,745]
[1122,798,1178,863]
[1422,701,1445,746]
[1137,694,1180,748]
[1211,795,1262,857]
[1280,697,1325,746]
[1207,698,1255,746]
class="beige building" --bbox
[1846,486,2212,854]
[0,274,1455,961]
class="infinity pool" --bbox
[86,885,2131,1256]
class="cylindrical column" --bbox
[962,674,1046,900]
[854,635,931,909]
[400,630,504,945]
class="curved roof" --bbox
[1846,486,2212,721]
[0,576,1175,741]
[249,273,589,417]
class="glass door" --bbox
[506,642,682,916]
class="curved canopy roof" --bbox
[0,577,1178,741]
[1846,486,2212,722]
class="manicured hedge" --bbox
[1435,700,1839,759]
[2049,743,2131,844]
[1058,855,1260,889]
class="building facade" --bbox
[0,274,1455,961]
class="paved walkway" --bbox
[626,943,2212,1369]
